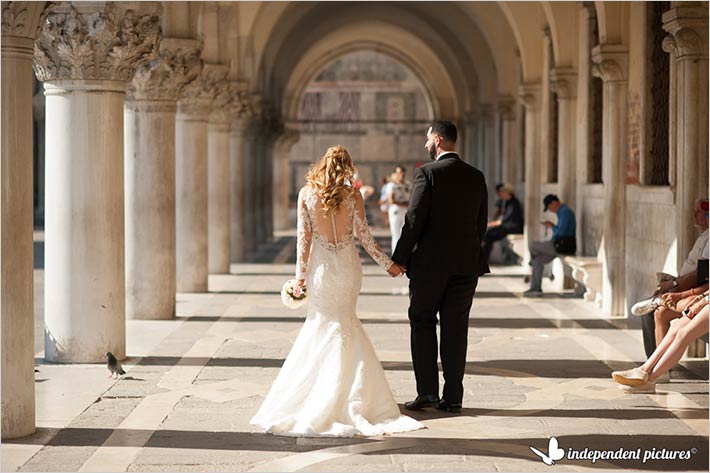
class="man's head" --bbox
[393,165,406,183]
[425,120,457,160]
[495,183,504,198]
[543,194,561,213]
[499,183,515,201]
[694,198,709,230]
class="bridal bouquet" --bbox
[281,279,307,309]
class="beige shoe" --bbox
[612,367,649,386]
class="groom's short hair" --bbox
[430,120,457,144]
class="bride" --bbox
[250,146,425,437]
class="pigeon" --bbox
[106,352,126,379]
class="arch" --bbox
[249,2,501,119]
[281,24,449,122]
[498,2,547,83]
[542,1,580,68]
[594,1,629,45]
[459,3,521,96]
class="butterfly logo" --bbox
[530,437,565,466]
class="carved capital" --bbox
[518,83,541,111]
[591,44,628,82]
[662,35,677,55]
[127,37,202,102]
[497,95,516,120]
[209,78,233,124]
[177,62,228,116]
[2,2,49,47]
[479,103,494,123]
[550,67,577,99]
[227,80,251,120]
[663,6,709,59]
[273,127,300,154]
[33,2,162,83]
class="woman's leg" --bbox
[646,307,709,382]
[654,306,682,347]
[640,315,690,373]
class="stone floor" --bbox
[2,231,708,472]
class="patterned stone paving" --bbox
[3,233,708,472]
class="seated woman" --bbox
[652,282,708,347]
[612,289,708,392]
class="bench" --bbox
[489,234,525,265]
[560,256,603,307]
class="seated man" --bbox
[523,194,576,297]
[481,183,524,264]
[631,198,709,357]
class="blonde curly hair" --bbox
[305,145,356,212]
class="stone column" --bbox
[207,79,232,274]
[229,84,251,263]
[176,64,226,292]
[263,119,282,241]
[663,5,709,265]
[550,68,578,208]
[498,96,517,185]
[540,30,553,184]
[575,4,596,251]
[460,111,478,167]
[480,104,496,183]
[1,0,47,440]
[592,45,628,316]
[34,2,161,361]
[519,83,542,257]
[243,94,262,254]
[125,38,202,319]
[273,128,300,231]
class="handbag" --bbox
[553,236,576,255]
[696,258,708,286]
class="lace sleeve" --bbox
[296,187,312,279]
[353,192,393,271]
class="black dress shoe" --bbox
[404,394,440,410]
[436,400,462,413]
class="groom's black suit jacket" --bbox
[392,153,489,278]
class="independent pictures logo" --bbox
[529,437,700,466]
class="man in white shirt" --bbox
[387,165,411,254]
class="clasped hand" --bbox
[387,263,406,277]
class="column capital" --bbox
[662,6,709,59]
[479,103,494,122]
[550,67,578,99]
[177,62,228,117]
[518,82,541,111]
[2,1,49,57]
[591,44,628,82]
[497,95,516,120]
[227,80,252,121]
[127,38,202,103]
[209,78,233,125]
[33,2,162,83]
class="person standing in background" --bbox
[387,165,411,253]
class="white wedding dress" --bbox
[250,186,424,437]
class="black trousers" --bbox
[408,273,478,404]
[481,227,508,264]
[641,312,657,358]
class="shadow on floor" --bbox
[5,428,707,471]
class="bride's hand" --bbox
[387,264,405,277]
[294,279,306,297]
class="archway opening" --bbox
[286,49,436,226]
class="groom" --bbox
[392,120,489,413]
